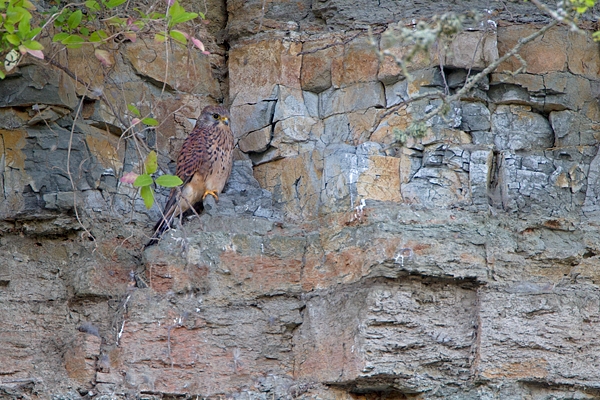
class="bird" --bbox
[146,105,234,247]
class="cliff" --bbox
[2,0,600,399]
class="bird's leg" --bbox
[202,190,219,201]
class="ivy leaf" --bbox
[140,185,154,208]
[155,174,183,188]
[133,173,153,187]
[142,117,159,126]
[67,10,83,30]
[144,150,158,175]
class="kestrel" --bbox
[146,105,234,247]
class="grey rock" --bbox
[319,82,385,119]
[491,105,554,151]
[460,102,491,132]
[0,65,78,109]
[384,79,408,108]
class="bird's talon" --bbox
[202,190,219,201]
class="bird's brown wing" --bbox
[146,127,209,247]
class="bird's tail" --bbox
[144,190,179,248]
[144,214,173,248]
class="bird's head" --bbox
[198,105,231,127]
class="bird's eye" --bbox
[212,113,219,119]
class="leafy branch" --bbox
[121,150,183,209]
[0,0,209,76]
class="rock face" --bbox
[2,0,600,399]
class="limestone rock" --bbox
[125,39,221,98]
[491,105,554,151]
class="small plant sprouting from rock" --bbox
[121,150,183,209]
[392,121,428,146]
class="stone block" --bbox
[460,102,491,132]
[384,79,408,108]
[273,86,311,122]
[496,149,592,216]
[0,65,78,109]
[64,332,101,389]
[270,116,318,158]
[230,39,302,106]
[254,151,323,221]
[549,110,600,147]
[491,105,553,151]
[469,147,494,208]
[356,155,402,203]
[116,290,301,396]
[300,38,342,93]
[125,39,221,98]
[230,97,277,140]
[331,36,380,88]
[566,29,600,80]
[238,126,272,153]
[497,25,567,75]
[294,278,478,392]
[478,286,600,386]
[442,29,498,70]
[319,82,385,119]
[401,166,470,208]
[378,24,439,85]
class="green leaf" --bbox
[61,34,84,49]
[142,117,159,126]
[154,32,166,43]
[17,15,31,37]
[22,40,43,50]
[144,150,158,175]
[67,10,82,30]
[5,34,20,45]
[133,173,153,187]
[169,29,187,44]
[127,103,141,117]
[53,32,69,42]
[155,175,183,188]
[79,27,89,36]
[140,185,154,209]
[105,0,127,8]
[0,69,5,79]
[85,0,100,11]
[25,26,41,40]
[170,12,198,28]
[90,29,108,43]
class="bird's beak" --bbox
[221,117,229,126]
